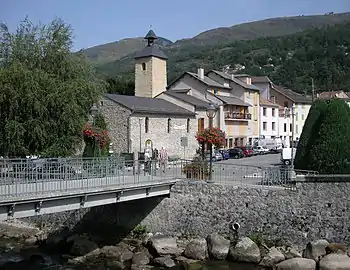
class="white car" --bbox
[253,146,270,155]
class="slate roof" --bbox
[145,30,157,40]
[187,72,231,89]
[317,90,350,100]
[215,95,251,107]
[134,44,168,60]
[164,91,210,109]
[167,72,231,90]
[346,92,350,98]
[104,94,195,116]
[210,70,260,91]
[271,84,313,104]
[251,76,272,84]
[260,97,279,107]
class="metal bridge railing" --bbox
[0,158,180,201]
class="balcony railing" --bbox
[225,112,252,120]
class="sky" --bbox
[1,0,349,51]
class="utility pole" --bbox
[311,78,315,102]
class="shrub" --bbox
[294,99,328,170]
[305,99,350,174]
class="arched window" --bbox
[142,63,146,71]
[145,117,149,133]
[167,118,171,133]
[187,119,190,133]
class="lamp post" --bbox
[290,104,296,169]
[89,103,99,126]
[206,103,217,182]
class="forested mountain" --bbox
[82,12,350,67]
[100,22,350,94]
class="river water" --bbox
[0,238,263,269]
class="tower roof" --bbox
[134,29,168,60]
[145,30,157,40]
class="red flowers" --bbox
[82,123,109,148]
[196,127,226,147]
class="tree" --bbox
[299,99,350,174]
[0,18,104,157]
[294,99,328,169]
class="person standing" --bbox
[158,147,168,174]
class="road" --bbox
[219,153,281,167]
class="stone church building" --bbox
[100,30,216,159]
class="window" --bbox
[295,113,298,121]
[272,108,275,117]
[145,117,149,133]
[263,122,267,131]
[284,101,289,108]
[198,118,204,132]
[99,100,104,106]
[142,63,146,70]
[272,122,276,131]
[296,125,299,134]
[284,123,287,132]
[187,119,190,133]
[263,108,267,116]
[167,118,171,133]
[271,96,276,103]
[302,114,305,120]
[290,124,292,132]
[213,89,218,95]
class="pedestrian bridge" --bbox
[0,158,179,221]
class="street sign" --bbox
[180,137,188,147]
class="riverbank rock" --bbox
[303,239,329,262]
[176,256,202,270]
[184,238,208,261]
[282,247,302,259]
[206,233,230,260]
[149,236,181,256]
[70,237,98,256]
[228,237,261,263]
[260,247,285,267]
[132,249,151,265]
[2,254,46,270]
[131,265,155,270]
[319,253,350,270]
[154,255,176,268]
[325,243,347,254]
[276,258,316,270]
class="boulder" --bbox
[319,253,350,270]
[70,237,98,256]
[260,247,285,267]
[176,256,203,270]
[24,235,38,245]
[184,238,208,261]
[303,239,329,262]
[325,243,347,255]
[149,236,181,256]
[228,237,261,263]
[153,255,176,268]
[131,264,155,270]
[132,250,151,266]
[284,247,302,259]
[276,258,316,270]
[206,233,230,260]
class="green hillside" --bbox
[82,12,350,67]
[99,22,350,94]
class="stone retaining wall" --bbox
[22,177,350,249]
[140,179,350,249]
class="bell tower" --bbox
[134,30,168,98]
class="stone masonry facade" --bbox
[129,114,198,159]
[100,98,131,153]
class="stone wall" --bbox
[24,178,350,249]
[100,98,131,153]
[140,179,350,249]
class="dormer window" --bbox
[142,63,146,71]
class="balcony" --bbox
[225,112,252,120]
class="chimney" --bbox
[231,74,234,80]
[246,77,251,85]
[197,68,204,80]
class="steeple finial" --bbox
[144,29,157,46]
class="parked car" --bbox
[218,149,230,160]
[253,146,270,155]
[235,146,253,157]
[205,151,223,162]
[228,148,244,159]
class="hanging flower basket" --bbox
[196,127,226,148]
[82,123,109,149]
